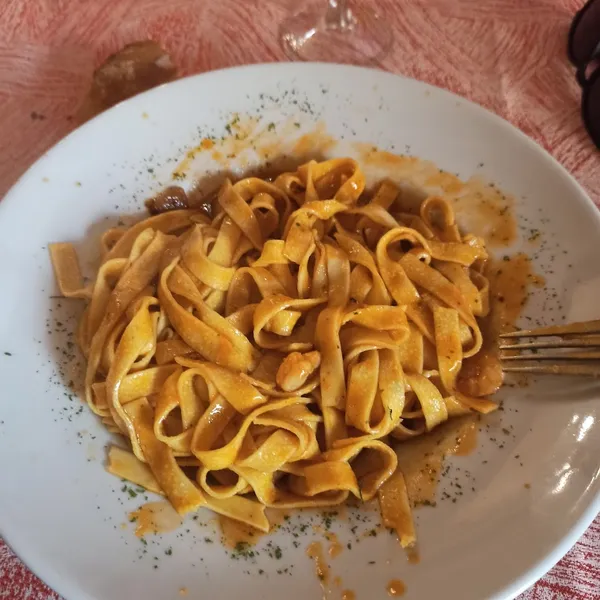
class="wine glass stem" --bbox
[325,0,354,29]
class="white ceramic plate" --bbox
[0,63,599,600]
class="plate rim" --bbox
[0,61,599,600]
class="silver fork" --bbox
[499,319,600,376]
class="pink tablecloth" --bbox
[0,0,598,598]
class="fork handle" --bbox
[502,364,600,376]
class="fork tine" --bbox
[499,319,600,338]
[499,336,600,350]
[502,364,600,376]
[501,351,600,361]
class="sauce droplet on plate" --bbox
[324,531,343,558]
[387,579,406,596]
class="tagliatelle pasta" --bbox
[49,158,502,545]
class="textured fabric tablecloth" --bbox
[0,1,599,598]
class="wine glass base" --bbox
[280,0,392,65]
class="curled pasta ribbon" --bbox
[159,259,259,372]
[190,396,315,471]
[378,469,416,548]
[433,306,497,414]
[84,230,174,415]
[104,210,207,262]
[295,158,365,205]
[106,297,161,448]
[50,158,503,540]
[92,364,178,414]
[181,224,236,292]
[226,266,286,315]
[318,438,398,501]
[376,227,427,307]
[254,294,326,351]
[336,231,391,305]
[283,200,347,264]
[344,348,406,437]
[400,253,483,358]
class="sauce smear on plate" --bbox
[389,415,480,508]
[129,501,182,537]
[306,541,329,597]
[218,515,264,548]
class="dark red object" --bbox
[568,0,600,148]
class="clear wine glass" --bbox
[279,0,392,64]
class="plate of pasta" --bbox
[0,63,599,600]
